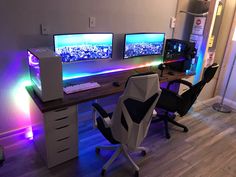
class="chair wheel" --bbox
[166,134,171,139]
[141,150,147,156]
[134,170,139,177]
[101,169,106,176]
[183,127,188,132]
[96,147,100,154]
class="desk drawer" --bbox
[45,106,77,123]
[44,105,77,136]
[47,125,78,168]
[47,135,78,168]
[46,123,78,160]
[43,105,78,168]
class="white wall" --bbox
[224,42,236,101]
[214,0,236,102]
[217,40,236,101]
[0,0,178,134]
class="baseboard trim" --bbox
[0,127,28,140]
[221,97,236,110]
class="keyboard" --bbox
[63,82,101,94]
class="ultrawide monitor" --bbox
[124,33,165,59]
[54,33,113,63]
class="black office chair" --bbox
[155,63,219,139]
[92,73,161,177]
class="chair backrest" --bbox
[111,73,161,149]
[178,63,219,116]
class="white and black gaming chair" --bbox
[92,73,161,177]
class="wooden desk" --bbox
[26,67,189,112]
[26,67,190,168]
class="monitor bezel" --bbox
[53,32,114,63]
[123,32,166,59]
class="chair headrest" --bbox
[125,72,156,88]
[202,63,219,83]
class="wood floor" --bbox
[1,102,236,177]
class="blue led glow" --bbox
[124,33,165,59]
[62,60,163,80]
[194,42,207,84]
[54,33,113,62]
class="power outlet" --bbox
[170,17,176,29]
[89,17,96,28]
[40,24,50,35]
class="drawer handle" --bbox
[55,116,68,121]
[55,107,68,112]
[57,148,69,153]
[56,125,69,130]
[57,137,70,142]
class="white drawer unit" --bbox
[30,98,78,168]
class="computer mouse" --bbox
[113,81,120,87]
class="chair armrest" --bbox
[167,79,193,90]
[92,103,112,128]
[92,103,109,118]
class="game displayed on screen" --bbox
[124,33,165,59]
[54,33,113,63]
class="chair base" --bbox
[154,113,188,139]
[96,144,147,176]
[212,103,232,113]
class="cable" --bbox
[179,10,208,17]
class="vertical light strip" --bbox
[233,27,236,41]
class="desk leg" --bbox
[92,99,98,128]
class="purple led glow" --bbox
[28,51,42,90]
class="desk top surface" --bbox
[26,67,191,112]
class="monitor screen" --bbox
[124,33,165,59]
[164,39,196,61]
[54,33,113,63]
[165,40,187,55]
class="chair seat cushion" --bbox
[156,88,182,112]
[97,113,120,144]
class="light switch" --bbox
[170,17,176,29]
[40,24,50,35]
[89,17,96,28]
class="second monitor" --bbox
[124,33,165,59]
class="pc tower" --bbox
[28,48,63,102]
[164,39,196,72]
